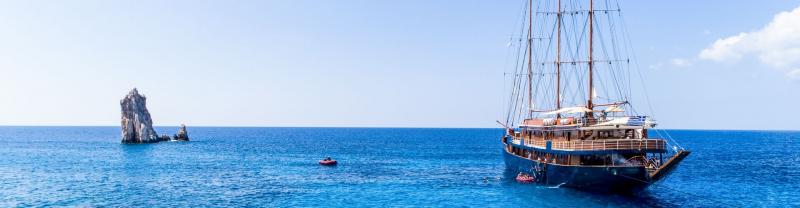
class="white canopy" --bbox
[540,106,592,115]
[595,117,631,126]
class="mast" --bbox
[556,0,561,116]
[527,0,533,117]
[587,0,594,111]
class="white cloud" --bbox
[698,5,800,79]
[670,58,692,68]
[699,33,746,61]
[788,69,800,80]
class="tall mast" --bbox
[556,0,562,116]
[587,0,594,111]
[527,0,533,116]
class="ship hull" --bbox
[503,149,651,193]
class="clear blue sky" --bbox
[0,0,798,130]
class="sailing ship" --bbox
[499,0,690,193]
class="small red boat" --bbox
[319,157,337,166]
[516,173,535,183]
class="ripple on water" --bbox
[0,127,797,207]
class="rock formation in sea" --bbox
[120,88,167,143]
[173,124,190,141]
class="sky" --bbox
[0,0,798,130]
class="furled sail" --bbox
[540,106,592,115]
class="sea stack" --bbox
[120,88,166,143]
[173,124,190,141]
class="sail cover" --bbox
[540,107,592,115]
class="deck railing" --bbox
[515,138,665,151]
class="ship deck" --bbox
[509,136,666,153]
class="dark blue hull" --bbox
[503,149,651,193]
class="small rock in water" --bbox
[173,124,190,141]
[159,134,171,141]
[120,88,190,144]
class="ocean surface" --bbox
[0,127,797,207]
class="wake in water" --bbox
[548,182,567,189]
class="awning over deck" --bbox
[539,106,592,115]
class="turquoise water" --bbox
[0,127,797,207]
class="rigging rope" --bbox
[501,0,686,150]
[616,3,684,151]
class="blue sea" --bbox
[0,127,797,207]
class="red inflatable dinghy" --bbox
[516,173,535,183]
[319,157,337,166]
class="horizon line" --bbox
[0,125,797,132]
